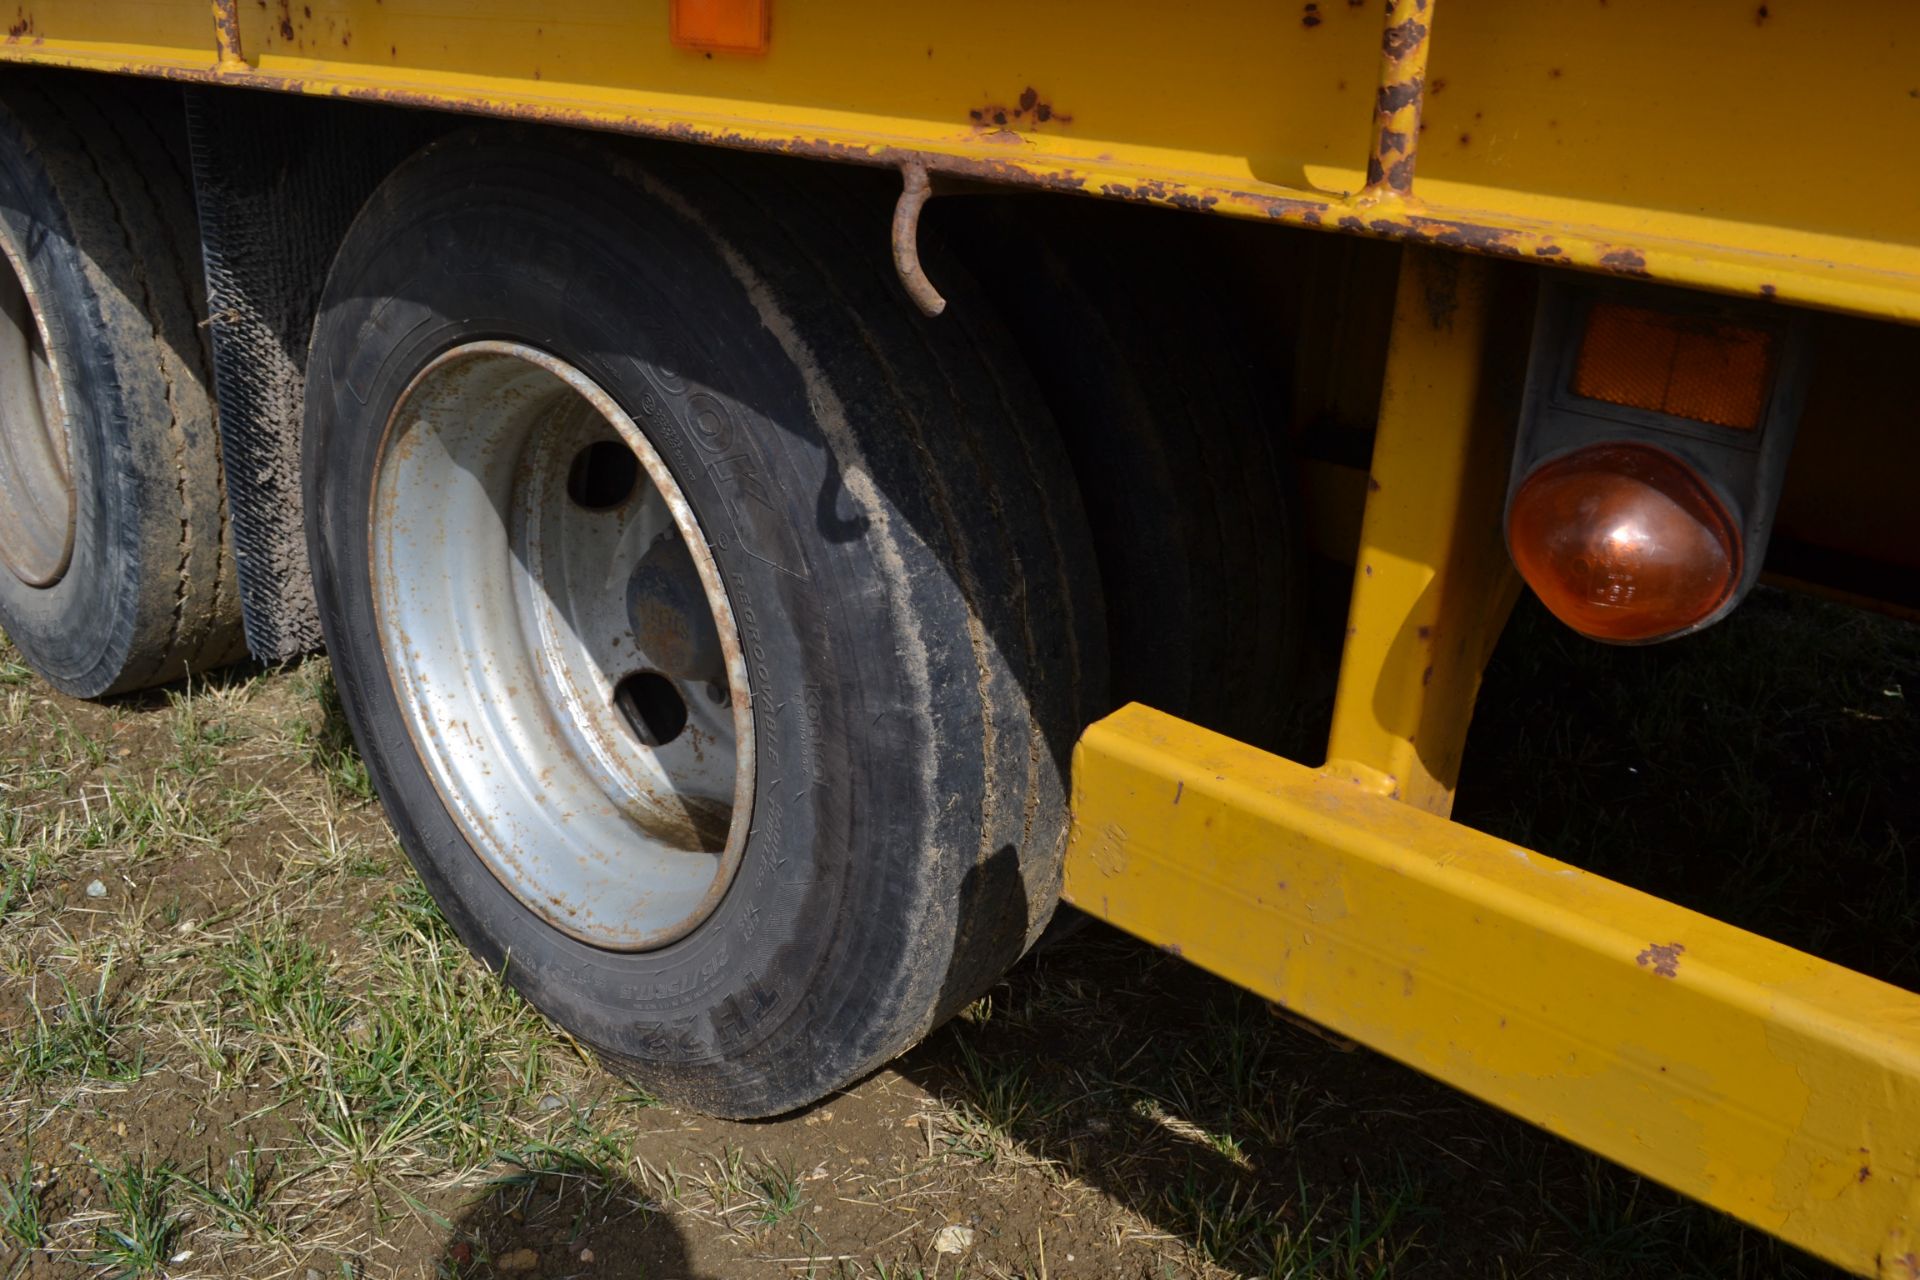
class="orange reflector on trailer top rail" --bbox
[670,0,769,54]
[1573,303,1777,429]
[1507,442,1740,642]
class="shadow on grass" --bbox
[441,1166,717,1280]
[890,916,1844,1278]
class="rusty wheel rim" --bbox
[369,342,754,951]
[0,234,73,589]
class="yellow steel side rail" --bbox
[2,1,1920,323]
[1063,704,1920,1279]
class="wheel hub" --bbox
[0,237,73,588]
[369,342,754,950]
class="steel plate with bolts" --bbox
[369,341,754,950]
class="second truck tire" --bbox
[0,76,244,698]
[304,130,1106,1118]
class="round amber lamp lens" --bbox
[1507,443,1740,643]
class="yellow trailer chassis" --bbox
[4,0,1917,1272]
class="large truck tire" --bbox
[946,201,1301,749]
[0,76,244,697]
[304,130,1106,1118]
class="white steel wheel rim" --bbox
[0,231,73,588]
[370,341,754,950]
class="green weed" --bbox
[88,1155,182,1278]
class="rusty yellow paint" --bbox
[1324,247,1520,816]
[0,1,1916,322]
[1063,703,1920,1279]
[1360,0,1429,197]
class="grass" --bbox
[88,1155,183,1278]
[0,595,1910,1277]
[286,664,374,803]
[3,962,142,1086]
[0,1142,44,1252]
[175,1145,276,1241]
[748,1156,805,1226]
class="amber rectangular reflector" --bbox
[670,0,769,54]
[1573,303,1776,430]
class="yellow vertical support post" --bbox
[1324,247,1521,815]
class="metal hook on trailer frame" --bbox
[891,162,946,318]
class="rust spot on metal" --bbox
[211,0,245,65]
[1458,132,1470,146]
[968,86,1070,134]
[1364,1,1431,196]
[1377,80,1420,113]
[1421,249,1461,328]
[1382,17,1427,58]
[1548,67,1563,78]
[1857,1164,1871,1182]
[108,59,1711,297]
[1416,624,1431,639]
[5,9,32,38]
[1302,2,1322,27]
[1636,941,1685,978]
[1600,247,1650,276]
[891,162,945,317]
[1754,3,1769,22]
[1366,475,1381,492]
[1098,179,1218,213]
[1760,283,1778,299]
[1429,76,1446,94]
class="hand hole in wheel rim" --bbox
[369,342,754,951]
[0,231,74,588]
[615,671,690,747]
[566,439,641,511]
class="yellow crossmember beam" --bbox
[1063,703,1920,1278]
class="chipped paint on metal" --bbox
[0,31,1913,321]
[1364,0,1429,194]
[1637,941,1686,977]
[209,0,245,67]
